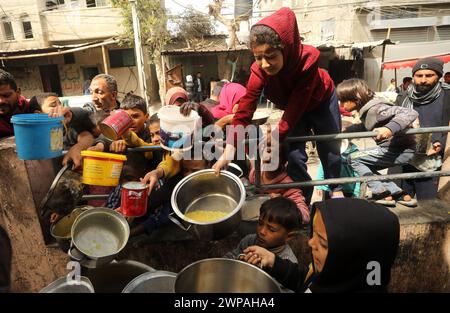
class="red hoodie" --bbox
[230,7,334,142]
[0,96,31,138]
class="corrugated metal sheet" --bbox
[371,27,431,43]
[437,25,450,41]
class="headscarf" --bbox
[253,7,303,80]
[309,198,400,293]
[164,87,189,106]
[211,82,246,119]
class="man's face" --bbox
[413,69,439,94]
[89,78,117,113]
[0,84,20,116]
[124,108,148,134]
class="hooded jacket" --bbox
[346,98,418,149]
[229,7,334,142]
[268,198,400,293]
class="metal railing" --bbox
[82,126,450,200]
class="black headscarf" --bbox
[309,198,400,293]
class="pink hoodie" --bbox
[249,168,310,224]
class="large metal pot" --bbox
[122,270,177,293]
[68,207,130,268]
[83,260,154,293]
[175,258,281,293]
[39,276,94,293]
[170,169,246,241]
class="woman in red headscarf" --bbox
[213,7,343,201]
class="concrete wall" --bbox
[41,6,123,43]
[0,138,67,292]
[0,0,49,50]
[3,45,148,100]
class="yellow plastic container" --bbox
[80,151,127,186]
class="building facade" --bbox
[0,0,154,101]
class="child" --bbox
[211,82,246,130]
[315,138,360,199]
[32,92,96,169]
[242,198,400,293]
[224,197,301,264]
[148,113,161,145]
[213,7,343,201]
[90,93,150,152]
[337,78,418,207]
[165,87,215,129]
[249,143,310,224]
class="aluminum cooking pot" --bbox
[122,270,177,293]
[68,207,130,268]
[83,260,154,293]
[39,276,94,293]
[170,169,246,241]
[175,258,281,293]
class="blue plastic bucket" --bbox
[11,114,64,160]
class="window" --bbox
[108,49,136,68]
[21,15,33,39]
[2,17,14,41]
[86,0,109,7]
[45,0,65,10]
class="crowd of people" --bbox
[1,7,449,293]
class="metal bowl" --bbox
[171,169,246,241]
[39,276,94,293]
[175,258,281,293]
[69,207,130,268]
[122,271,177,293]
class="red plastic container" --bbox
[120,182,148,217]
[99,109,133,140]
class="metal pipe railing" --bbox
[247,171,450,190]
[285,126,450,143]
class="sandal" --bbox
[375,197,396,207]
[370,190,391,201]
[392,192,418,207]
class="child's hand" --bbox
[110,140,127,153]
[374,127,393,141]
[242,246,275,269]
[426,142,441,156]
[179,102,199,116]
[87,142,105,152]
[140,169,161,193]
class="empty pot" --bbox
[68,207,130,268]
[39,276,94,293]
[122,270,177,293]
[175,258,281,293]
